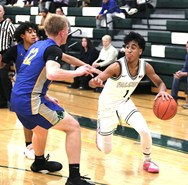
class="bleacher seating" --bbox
[3,0,188,97]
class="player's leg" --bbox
[53,113,94,184]
[128,112,159,173]
[17,113,63,173]
[23,127,34,160]
[96,113,118,154]
[118,99,159,173]
[53,113,81,164]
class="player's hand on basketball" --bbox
[155,91,172,101]
[90,77,104,87]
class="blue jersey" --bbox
[99,0,122,16]
[11,39,63,115]
[16,43,27,73]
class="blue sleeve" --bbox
[99,2,106,14]
[108,1,118,13]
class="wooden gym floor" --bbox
[0,82,188,185]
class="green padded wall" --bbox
[142,44,151,57]
[167,20,188,32]
[165,46,186,60]
[68,7,82,16]
[148,32,171,44]
[113,18,132,29]
[93,29,113,39]
[75,17,96,27]
[157,0,188,8]
[4,7,31,15]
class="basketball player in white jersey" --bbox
[89,31,172,173]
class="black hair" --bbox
[56,7,64,14]
[124,31,146,51]
[14,22,38,43]
[81,37,93,50]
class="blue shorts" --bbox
[17,109,65,130]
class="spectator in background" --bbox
[68,37,99,90]
[55,7,71,32]
[38,8,50,40]
[124,0,157,15]
[38,0,53,12]
[0,5,15,108]
[53,0,69,11]
[120,0,138,15]
[92,35,118,92]
[92,35,118,71]
[171,41,188,109]
[96,0,125,30]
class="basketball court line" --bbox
[0,165,108,185]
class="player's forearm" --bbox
[158,82,167,93]
[47,68,80,81]
[62,53,85,66]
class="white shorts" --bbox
[98,99,145,136]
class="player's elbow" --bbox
[46,72,58,81]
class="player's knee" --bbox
[70,119,80,132]
[139,128,150,138]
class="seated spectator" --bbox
[92,35,118,92]
[171,41,188,109]
[120,0,138,15]
[92,35,118,71]
[96,0,125,30]
[53,0,69,11]
[68,37,99,90]
[123,0,157,15]
[38,8,50,40]
[136,0,157,12]
[38,0,53,12]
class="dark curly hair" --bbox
[124,31,146,51]
[14,22,38,43]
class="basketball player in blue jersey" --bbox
[89,31,172,174]
[0,22,38,160]
[10,14,97,185]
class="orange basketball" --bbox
[153,97,177,120]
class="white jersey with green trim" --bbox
[99,57,146,112]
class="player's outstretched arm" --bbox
[46,60,92,81]
[146,62,172,100]
[89,62,119,88]
[62,53,85,66]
